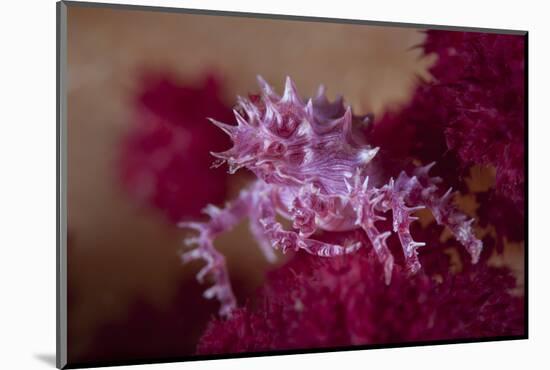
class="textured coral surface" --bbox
[373,30,526,251]
[378,31,525,209]
[119,74,233,222]
[197,248,524,354]
[435,32,525,209]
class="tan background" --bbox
[66,4,448,362]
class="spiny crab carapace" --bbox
[179,76,483,317]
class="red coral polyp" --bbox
[197,250,524,354]
[425,31,525,209]
[119,74,233,222]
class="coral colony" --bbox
[196,248,523,353]
[179,76,483,317]
[119,75,233,222]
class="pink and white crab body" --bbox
[180,76,483,317]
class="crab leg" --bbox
[178,187,253,317]
[256,192,360,257]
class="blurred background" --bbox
[65,4,496,365]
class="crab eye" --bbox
[276,115,299,137]
[266,141,286,156]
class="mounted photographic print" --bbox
[57,1,527,368]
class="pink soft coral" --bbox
[119,74,233,222]
[372,30,525,252]
[180,77,483,316]
[197,248,524,354]
[424,31,525,208]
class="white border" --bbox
[2,0,547,369]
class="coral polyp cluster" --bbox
[119,74,233,222]
[180,76,483,317]
[197,249,524,354]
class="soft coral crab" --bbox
[179,76,483,317]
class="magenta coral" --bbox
[425,31,525,209]
[180,77,483,317]
[196,249,524,354]
[372,30,525,251]
[424,31,525,208]
[375,32,525,206]
[119,74,233,222]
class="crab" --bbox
[179,76,483,317]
